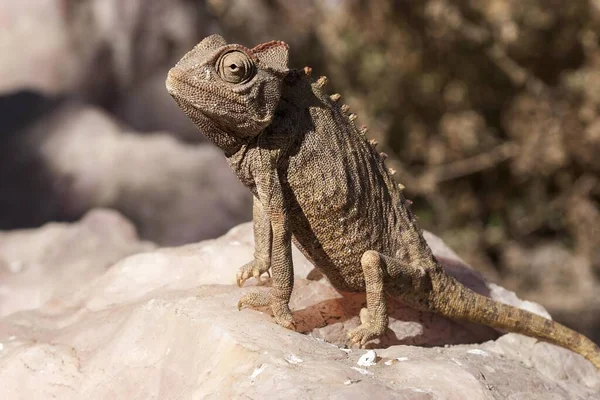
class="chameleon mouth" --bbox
[166,68,251,143]
[165,67,185,96]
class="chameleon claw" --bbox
[275,316,296,331]
[236,260,270,287]
[347,316,384,348]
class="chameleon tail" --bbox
[429,275,600,370]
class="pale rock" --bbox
[0,209,153,317]
[0,213,597,398]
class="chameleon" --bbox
[165,34,600,370]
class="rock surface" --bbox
[0,209,154,317]
[0,212,597,399]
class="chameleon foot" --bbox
[237,289,296,330]
[236,260,271,287]
[347,322,385,348]
[347,307,386,347]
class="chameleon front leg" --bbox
[237,196,272,287]
[237,170,295,330]
[237,212,295,329]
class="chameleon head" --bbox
[166,35,289,149]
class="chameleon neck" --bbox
[200,123,250,157]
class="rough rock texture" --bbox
[0,209,154,317]
[0,212,597,399]
[4,102,251,244]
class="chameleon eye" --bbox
[217,51,255,84]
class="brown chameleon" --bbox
[166,34,600,370]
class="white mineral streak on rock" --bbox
[250,364,267,382]
[285,354,303,364]
[467,349,489,357]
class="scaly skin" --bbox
[166,35,600,370]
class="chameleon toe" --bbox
[236,260,270,287]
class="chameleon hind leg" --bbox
[347,250,431,347]
[347,250,389,347]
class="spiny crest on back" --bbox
[316,76,328,88]
[299,66,402,189]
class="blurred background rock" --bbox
[1,0,598,342]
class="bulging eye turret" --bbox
[217,51,255,84]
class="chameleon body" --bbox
[166,35,600,369]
